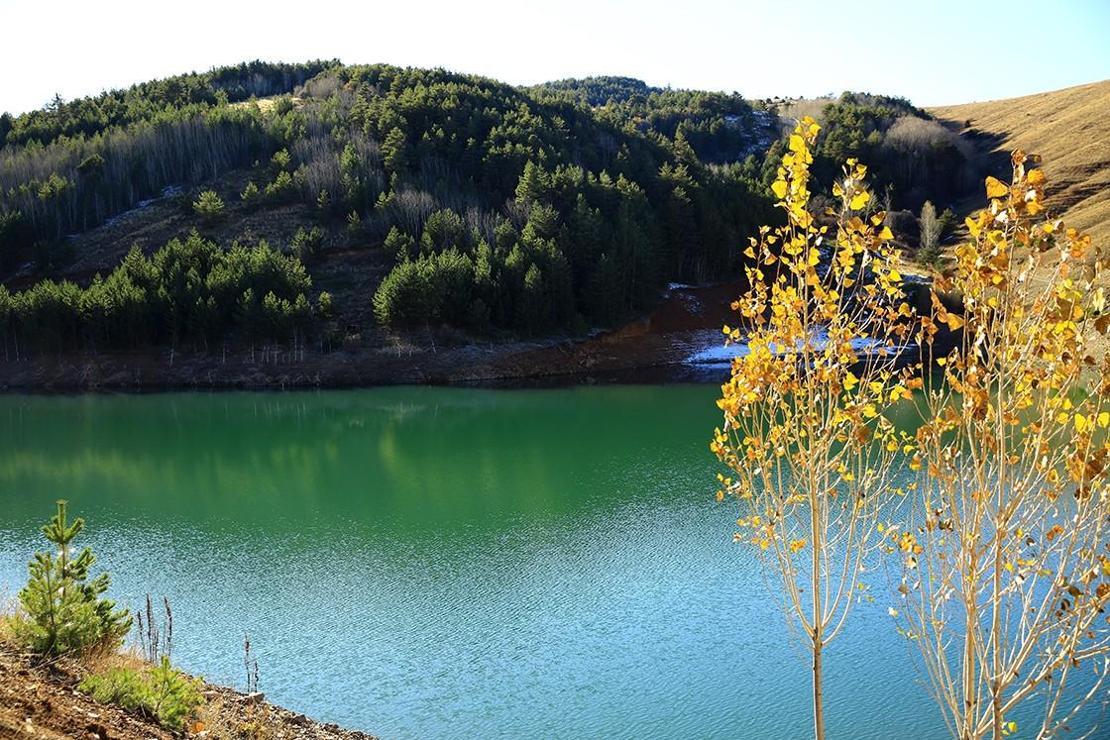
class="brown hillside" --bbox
[930,79,1110,246]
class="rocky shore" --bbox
[0,644,376,740]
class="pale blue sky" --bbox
[2,0,1108,114]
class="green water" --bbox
[0,386,1020,737]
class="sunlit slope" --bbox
[930,79,1110,246]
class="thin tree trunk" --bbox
[811,493,825,740]
[813,636,825,740]
[963,551,979,740]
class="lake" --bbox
[0,386,1009,738]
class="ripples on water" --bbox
[0,387,1085,738]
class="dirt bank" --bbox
[0,643,376,740]
[0,283,743,393]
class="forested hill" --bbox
[0,62,977,359]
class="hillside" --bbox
[930,79,1110,246]
[0,63,992,388]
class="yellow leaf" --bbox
[878,226,894,241]
[843,372,859,391]
[1027,168,1045,186]
[788,134,806,154]
[965,215,981,238]
[985,176,1009,199]
[771,180,788,200]
[849,190,870,210]
[1099,412,1110,429]
[943,314,964,331]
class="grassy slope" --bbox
[930,79,1110,246]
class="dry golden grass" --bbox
[230,96,304,114]
[930,79,1110,247]
[931,80,1110,356]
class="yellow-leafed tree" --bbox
[711,118,921,739]
[893,153,1110,739]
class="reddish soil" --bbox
[0,644,376,740]
[0,282,743,392]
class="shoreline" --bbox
[0,283,742,394]
[0,279,950,395]
[0,643,377,739]
[0,344,728,394]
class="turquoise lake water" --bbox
[0,385,1084,738]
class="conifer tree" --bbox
[193,190,225,221]
[15,500,132,656]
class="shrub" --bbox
[80,657,204,730]
[192,190,225,220]
[12,500,132,656]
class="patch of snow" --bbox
[736,111,782,160]
[686,326,911,368]
[98,184,183,229]
[688,341,751,366]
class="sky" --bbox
[2,0,1109,114]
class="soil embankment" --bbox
[0,282,743,392]
[0,644,375,740]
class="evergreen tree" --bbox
[240,181,260,207]
[515,161,547,204]
[383,227,416,261]
[519,263,545,333]
[14,501,132,656]
[420,209,466,253]
[193,190,225,220]
[382,127,408,172]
